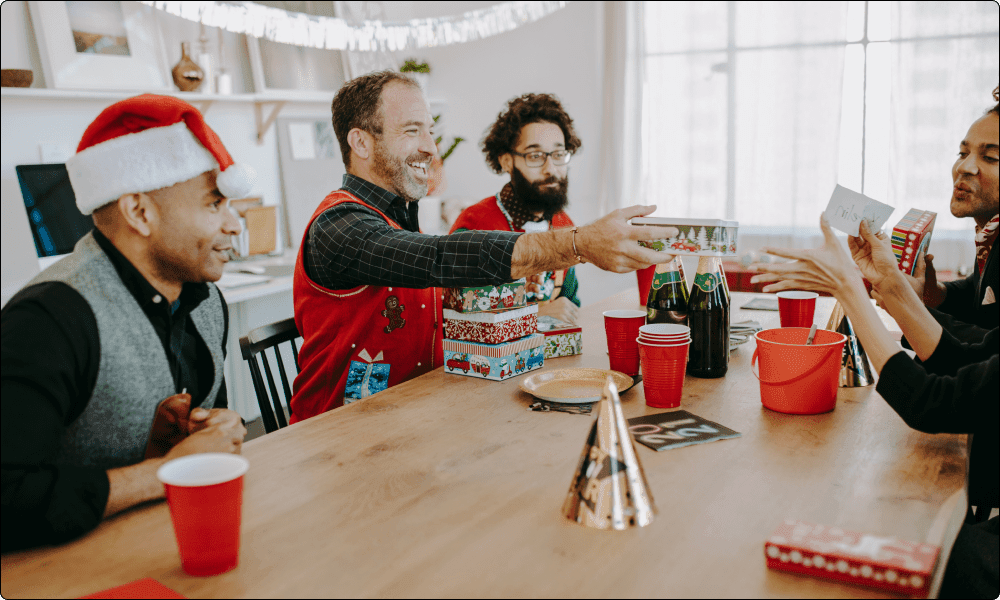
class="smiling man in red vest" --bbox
[291,71,678,422]
[451,93,582,325]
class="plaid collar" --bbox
[341,173,419,232]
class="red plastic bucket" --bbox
[751,327,847,415]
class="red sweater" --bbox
[450,194,579,306]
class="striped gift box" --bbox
[443,333,545,381]
[890,209,936,275]
[443,333,546,358]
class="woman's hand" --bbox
[537,296,579,325]
[749,215,865,299]
[846,219,902,290]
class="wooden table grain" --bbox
[1,291,967,598]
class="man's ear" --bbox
[117,192,156,238]
[499,153,513,175]
[347,128,372,162]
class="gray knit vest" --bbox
[27,232,225,469]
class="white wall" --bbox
[392,1,633,303]
[0,1,333,303]
[2,1,631,306]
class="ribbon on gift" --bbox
[352,348,387,400]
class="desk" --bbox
[217,254,296,422]
[0,291,967,598]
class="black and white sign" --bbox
[627,410,740,451]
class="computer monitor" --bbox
[16,163,93,258]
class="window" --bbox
[642,1,999,233]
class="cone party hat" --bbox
[826,302,875,387]
[562,377,656,529]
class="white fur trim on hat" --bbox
[66,122,217,215]
[217,162,255,200]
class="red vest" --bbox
[450,194,575,298]
[290,190,442,423]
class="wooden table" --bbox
[1,291,968,598]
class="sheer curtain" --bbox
[597,1,646,216]
[632,1,999,269]
[884,1,999,272]
[640,2,849,255]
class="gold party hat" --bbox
[827,302,875,387]
[562,377,656,529]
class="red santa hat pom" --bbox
[66,94,255,215]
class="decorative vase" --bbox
[171,42,204,92]
[0,69,33,88]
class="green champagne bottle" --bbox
[646,256,689,325]
[687,256,729,378]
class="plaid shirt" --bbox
[304,174,522,290]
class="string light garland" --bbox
[138,1,570,52]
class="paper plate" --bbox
[519,368,634,404]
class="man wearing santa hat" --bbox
[1,95,252,551]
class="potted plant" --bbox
[428,114,464,196]
[400,58,430,96]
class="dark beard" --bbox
[510,166,569,217]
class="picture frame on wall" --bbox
[29,1,170,91]
[244,33,347,100]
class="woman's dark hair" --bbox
[331,70,420,169]
[481,93,582,174]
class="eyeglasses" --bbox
[512,149,573,168]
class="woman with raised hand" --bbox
[750,215,997,599]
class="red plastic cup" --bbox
[638,340,690,408]
[639,324,690,337]
[637,336,690,346]
[777,291,818,328]
[636,265,656,305]
[604,309,646,376]
[157,454,250,577]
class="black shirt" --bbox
[876,328,998,512]
[303,174,523,290]
[935,238,998,340]
[1,229,229,552]
[878,328,1000,598]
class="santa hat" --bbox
[66,94,255,215]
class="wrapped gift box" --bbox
[443,279,527,313]
[444,333,545,381]
[538,318,582,359]
[764,519,938,597]
[444,305,538,344]
[891,209,936,275]
[632,218,739,257]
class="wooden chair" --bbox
[239,318,301,434]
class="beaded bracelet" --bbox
[572,227,585,263]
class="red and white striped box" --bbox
[443,333,545,381]
[764,519,939,597]
[890,209,936,275]
[443,305,538,345]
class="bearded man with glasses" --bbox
[450,93,583,325]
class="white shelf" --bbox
[2,87,445,104]
[2,87,445,142]
[0,87,323,103]
[1,87,336,142]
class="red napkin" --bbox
[80,578,185,599]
